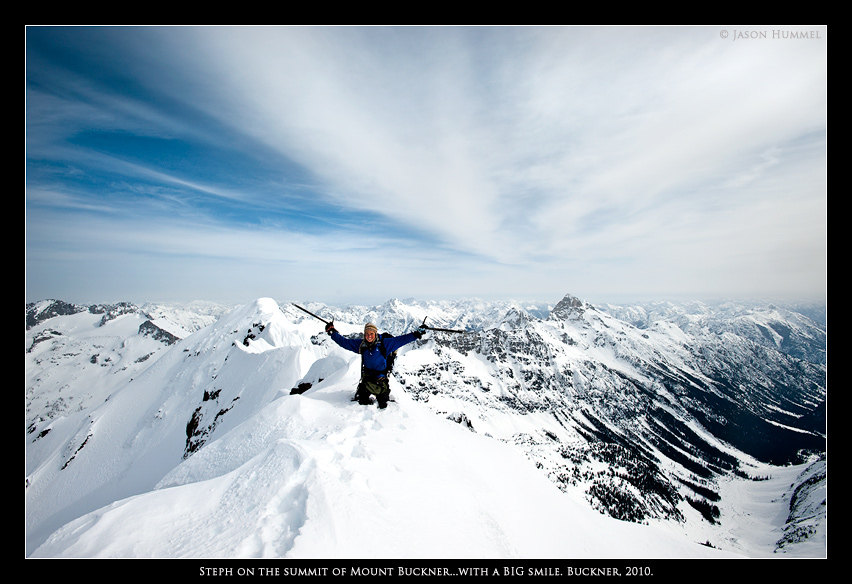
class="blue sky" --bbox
[25,26,827,307]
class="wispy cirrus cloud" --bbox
[26,26,826,305]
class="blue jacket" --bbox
[330,330,420,378]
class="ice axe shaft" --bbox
[421,317,465,334]
[292,303,332,326]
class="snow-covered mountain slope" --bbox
[30,364,733,559]
[25,295,826,559]
[597,298,827,365]
[388,295,825,548]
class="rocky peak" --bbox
[138,320,182,345]
[94,302,141,326]
[25,300,87,330]
[547,294,588,321]
[499,306,532,330]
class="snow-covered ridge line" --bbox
[25,294,826,558]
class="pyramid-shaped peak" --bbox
[548,294,588,320]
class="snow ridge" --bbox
[25,295,825,559]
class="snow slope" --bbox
[26,299,741,559]
[32,384,740,559]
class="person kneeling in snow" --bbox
[325,321,425,408]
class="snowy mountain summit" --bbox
[25,295,826,559]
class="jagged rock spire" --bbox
[547,294,587,321]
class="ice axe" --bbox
[292,303,333,327]
[419,316,466,334]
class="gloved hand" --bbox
[325,322,336,336]
[414,325,427,339]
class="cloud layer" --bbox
[26,26,827,305]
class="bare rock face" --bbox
[547,294,588,321]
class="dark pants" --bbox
[357,377,390,407]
